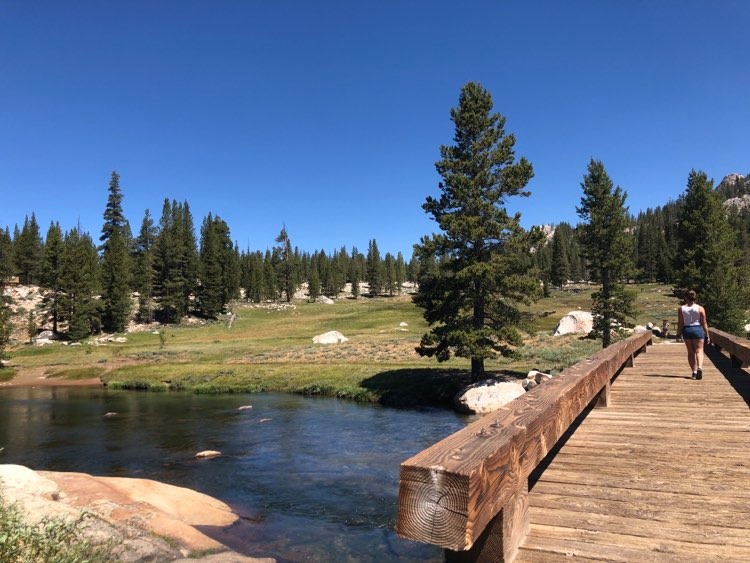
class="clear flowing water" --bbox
[0,387,472,562]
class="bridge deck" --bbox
[516,342,750,562]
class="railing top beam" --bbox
[396,331,652,551]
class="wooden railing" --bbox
[709,328,750,368]
[396,331,653,562]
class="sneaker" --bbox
[696,368,703,380]
[691,372,697,379]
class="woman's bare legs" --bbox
[695,338,705,371]
[684,339,697,373]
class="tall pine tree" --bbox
[414,82,542,382]
[41,222,64,332]
[100,171,132,332]
[576,159,635,347]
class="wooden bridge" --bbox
[397,329,750,562]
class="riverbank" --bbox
[2,285,682,405]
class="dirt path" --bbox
[0,366,103,388]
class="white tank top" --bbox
[681,304,701,326]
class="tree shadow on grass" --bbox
[360,368,527,408]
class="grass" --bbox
[0,367,15,382]
[45,367,105,380]
[4,285,702,407]
[0,488,113,563]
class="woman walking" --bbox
[677,290,710,380]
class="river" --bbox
[0,387,473,562]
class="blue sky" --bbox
[1,1,748,256]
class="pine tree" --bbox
[308,258,321,301]
[133,210,157,322]
[153,199,181,322]
[262,249,277,300]
[198,213,224,318]
[41,222,64,332]
[15,213,42,284]
[60,227,101,340]
[676,170,749,333]
[0,227,15,281]
[274,227,298,302]
[576,159,636,347]
[549,227,570,288]
[366,239,383,296]
[414,82,542,381]
[100,171,132,332]
[383,252,397,295]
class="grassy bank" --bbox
[6,285,685,407]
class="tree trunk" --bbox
[471,357,485,383]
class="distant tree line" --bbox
[0,172,420,342]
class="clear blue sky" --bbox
[1,1,748,256]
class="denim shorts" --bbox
[682,325,705,340]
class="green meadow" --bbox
[6,284,683,407]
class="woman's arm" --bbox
[700,307,709,339]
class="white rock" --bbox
[312,330,349,344]
[454,380,526,414]
[237,405,253,411]
[195,450,221,459]
[553,311,594,336]
[315,296,335,305]
[399,322,408,327]
[522,378,538,391]
[34,338,55,346]
[528,370,553,384]
[744,323,750,335]
[633,325,649,333]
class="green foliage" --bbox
[0,227,14,281]
[14,213,42,285]
[133,209,157,323]
[676,170,749,334]
[274,226,299,303]
[577,159,636,347]
[0,489,112,562]
[41,222,64,332]
[60,228,101,340]
[366,239,383,296]
[100,172,133,332]
[414,82,542,381]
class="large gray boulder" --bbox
[454,380,525,414]
[553,311,594,336]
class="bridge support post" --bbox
[731,354,743,368]
[624,353,634,368]
[595,381,611,408]
[445,482,529,563]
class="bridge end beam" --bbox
[445,483,529,563]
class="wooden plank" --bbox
[519,341,750,562]
[396,332,652,550]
